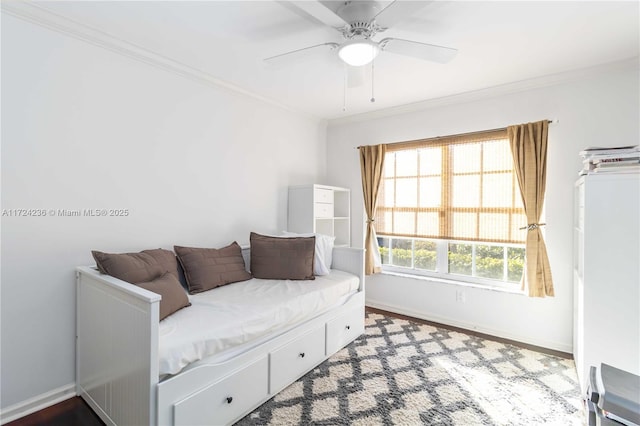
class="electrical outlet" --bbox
[455,289,466,303]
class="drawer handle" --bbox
[299,352,305,358]
[226,397,233,404]
[345,325,351,330]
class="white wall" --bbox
[0,15,326,411]
[326,59,639,352]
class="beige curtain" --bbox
[508,120,554,297]
[359,144,386,275]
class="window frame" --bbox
[379,236,525,290]
[376,129,527,289]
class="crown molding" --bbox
[329,56,640,126]
[1,1,320,121]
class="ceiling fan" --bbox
[265,0,458,67]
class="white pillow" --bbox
[282,231,335,276]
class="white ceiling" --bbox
[22,1,640,120]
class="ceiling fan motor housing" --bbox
[337,1,383,39]
[344,21,376,39]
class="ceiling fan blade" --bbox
[264,42,339,67]
[379,38,457,63]
[374,1,432,29]
[284,1,347,28]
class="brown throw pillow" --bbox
[250,232,315,280]
[136,273,191,320]
[92,250,165,284]
[174,242,252,294]
[143,249,182,282]
[92,248,181,283]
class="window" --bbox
[375,129,527,288]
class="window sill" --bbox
[379,269,525,295]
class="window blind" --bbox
[375,129,527,244]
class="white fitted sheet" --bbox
[158,270,359,376]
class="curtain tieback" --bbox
[366,218,375,224]
[520,223,546,231]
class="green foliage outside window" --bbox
[379,246,436,270]
[507,247,525,282]
[379,240,524,283]
[414,240,437,270]
[390,239,412,267]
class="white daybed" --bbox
[75,246,364,426]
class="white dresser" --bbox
[573,172,640,390]
[287,184,351,246]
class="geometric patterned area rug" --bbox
[236,312,584,426]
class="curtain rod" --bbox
[356,119,556,149]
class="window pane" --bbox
[451,144,481,173]
[508,247,525,282]
[376,210,393,234]
[419,177,441,207]
[417,212,439,236]
[391,239,412,267]
[383,178,395,207]
[452,175,480,207]
[482,173,512,208]
[415,240,437,271]
[483,140,512,172]
[378,237,390,265]
[384,153,396,177]
[452,212,477,239]
[396,178,417,207]
[395,151,418,177]
[511,214,527,241]
[479,213,510,241]
[419,147,442,175]
[448,243,472,275]
[394,211,415,235]
[476,245,504,279]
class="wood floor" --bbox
[7,307,572,425]
[5,397,103,426]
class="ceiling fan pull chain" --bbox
[370,46,376,103]
[343,63,347,112]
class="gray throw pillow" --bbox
[92,249,166,284]
[250,232,315,280]
[174,242,252,294]
[136,272,191,320]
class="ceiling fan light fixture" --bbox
[338,40,380,66]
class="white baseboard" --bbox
[0,383,76,425]
[366,299,573,354]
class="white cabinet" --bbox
[288,184,351,246]
[573,172,640,391]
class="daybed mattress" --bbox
[158,269,359,376]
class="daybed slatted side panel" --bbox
[109,295,158,426]
[76,268,159,426]
[76,276,111,419]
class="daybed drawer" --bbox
[270,326,325,393]
[326,304,365,355]
[173,356,268,426]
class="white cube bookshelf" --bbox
[288,184,351,247]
